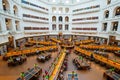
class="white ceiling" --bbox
[39,0,93,5]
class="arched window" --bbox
[104,10,109,18]
[2,0,10,11]
[65,16,69,22]
[103,23,107,31]
[112,22,118,31]
[52,7,56,13]
[15,21,20,31]
[65,24,69,30]
[65,8,69,13]
[59,16,62,22]
[59,24,62,30]
[5,18,12,30]
[115,7,120,16]
[52,24,56,30]
[59,7,63,13]
[13,5,18,15]
[107,0,111,5]
[52,16,56,22]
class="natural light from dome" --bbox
[39,0,92,5]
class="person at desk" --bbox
[72,71,75,79]
[34,63,38,69]
[20,72,25,80]
[16,57,21,61]
[41,55,45,59]
[36,50,40,55]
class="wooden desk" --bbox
[8,56,27,66]
[61,45,74,49]
[75,40,94,45]
[3,46,57,60]
[74,47,120,70]
[103,70,120,80]
[37,53,51,62]
[17,66,42,80]
[73,58,90,70]
[94,54,120,70]
[80,45,120,51]
[29,41,56,45]
[50,38,61,43]
[49,52,66,80]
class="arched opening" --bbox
[59,24,62,30]
[15,21,20,31]
[13,5,18,15]
[103,23,107,31]
[65,8,69,13]
[5,18,12,30]
[65,24,69,30]
[2,0,10,11]
[104,10,109,18]
[59,16,63,22]
[65,16,69,22]
[107,0,111,5]
[52,16,56,22]
[112,21,118,31]
[59,7,63,13]
[52,24,56,30]
[52,7,56,13]
[114,7,120,16]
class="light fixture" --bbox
[77,0,80,2]
[54,11,56,13]
[66,0,69,3]
[58,11,61,13]
[52,0,56,2]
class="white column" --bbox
[117,20,120,34]
[63,24,64,31]
[1,16,7,32]
[11,19,16,31]
[0,0,3,10]
[57,24,58,31]
[107,21,112,32]
[19,20,22,31]
[10,1,13,15]
[11,19,17,48]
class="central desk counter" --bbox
[28,41,56,45]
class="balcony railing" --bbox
[0,9,20,17]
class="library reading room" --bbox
[0,0,120,80]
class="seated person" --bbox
[40,55,45,59]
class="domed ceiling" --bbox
[39,0,93,5]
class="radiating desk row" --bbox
[80,45,120,51]
[49,52,66,80]
[3,46,58,60]
[74,47,120,70]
